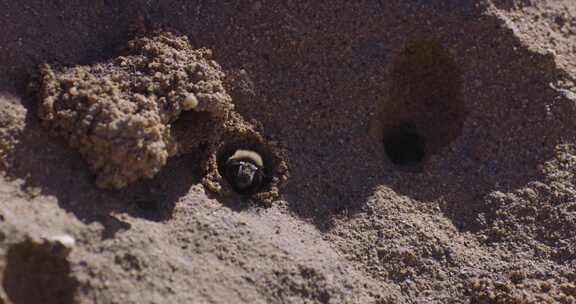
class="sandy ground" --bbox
[0,0,575,303]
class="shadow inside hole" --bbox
[383,123,427,168]
[3,241,78,304]
[374,36,466,167]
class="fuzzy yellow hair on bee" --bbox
[227,149,263,167]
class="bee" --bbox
[223,149,266,195]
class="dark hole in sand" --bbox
[384,123,426,166]
[375,36,466,167]
[3,241,78,304]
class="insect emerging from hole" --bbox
[223,149,266,195]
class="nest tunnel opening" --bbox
[378,36,466,168]
[3,240,78,304]
[384,123,427,166]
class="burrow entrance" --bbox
[199,124,289,205]
[376,37,466,168]
[3,240,78,304]
[383,123,427,166]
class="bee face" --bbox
[223,150,266,195]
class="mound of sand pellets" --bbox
[37,32,234,189]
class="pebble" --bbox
[183,93,199,110]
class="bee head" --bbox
[223,149,265,195]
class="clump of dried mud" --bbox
[0,100,25,169]
[35,32,289,199]
[37,32,233,189]
[0,1,575,304]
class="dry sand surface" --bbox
[0,0,576,303]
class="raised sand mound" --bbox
[0,1,575,303]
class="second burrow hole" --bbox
[377,37,467,168]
